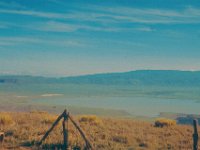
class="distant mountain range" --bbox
[0,70,200,86]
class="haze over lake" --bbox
[1,70,200,117]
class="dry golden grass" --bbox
[41,114,58,124]
[0,111,197,150]
[79,115,102,125]
[155,118,176,127]
[0,113,13,125]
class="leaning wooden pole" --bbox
[68,114,93,150]
[38,110,66,146]
[193,119,198,150]
[37,109,93,150]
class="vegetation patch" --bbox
[154,118,176,127]
[41,114,58,124]
[0,113,13,125]
[79,115,102,125]
[112,135,128,144]
[0,112,195,150]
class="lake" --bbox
[32,95,200,117]
[1,83,200,117]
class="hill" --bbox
[0,70,200,87]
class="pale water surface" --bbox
[1,83,200,117]
[32,96,200,117]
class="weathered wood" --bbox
[63,111,68,150]
[68,114,93,150]
[38,110,66,146]
[193,119,198,150]
[0,132,4,143]
[0,132,4,148]
[38,109,93,150]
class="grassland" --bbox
[0,111,196,150]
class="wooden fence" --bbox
[38,109,93,150]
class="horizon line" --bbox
[0,69,199,78]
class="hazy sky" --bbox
[0,0,200,76]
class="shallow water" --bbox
[1,83,200,117]
[32,96,200,117]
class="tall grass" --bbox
[0,112,195,150]
[0,113,13,125]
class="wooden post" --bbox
[193,119,198,150]
[0,132,4,142]
[63,110,68,150]
[0,132,4,148]
[38,109,93,150]
[38,110,66,146]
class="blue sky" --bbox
[0,0,200,76]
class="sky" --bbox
[0,0,200,77]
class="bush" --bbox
[0,113,14,125]
[155,118,176,127]
[79,115,102,125]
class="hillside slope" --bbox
[1,70,200,86]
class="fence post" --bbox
[38,109,92,150]
[0,132,4,148]
[63,110,68,150]
[38,110,66,146]
[193,119,198,150]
